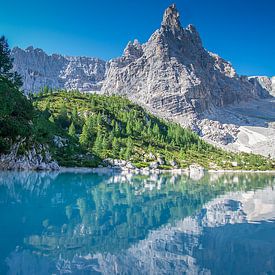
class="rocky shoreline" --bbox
[57,165,275,184]
[1,152,274,176]
[0,148,274,179]
[0,142,59,171]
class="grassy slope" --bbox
[33,91,274,170]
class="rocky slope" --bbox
[249,76,275,97]
[12,46,106,93]
[11,4,275,158]
[0,141,59,170]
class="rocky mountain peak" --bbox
[161,4,181,31]
[123,39,143,59]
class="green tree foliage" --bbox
[79,123,90,147]
[33,91,274,170]
[0,78,33,151]
[0,37,35,152]
[56,103,70,129]
[0,36,22,87]
[93,132,103,154]
[111,137,120,157]
[125,137,133,160]
[68,122,76,138]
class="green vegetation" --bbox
[0,36,33,152]
[32,90,274,170]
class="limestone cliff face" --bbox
[102,4,269,117]
[12,46,106,93]
[0,141,59,170]
[248,76,275,97]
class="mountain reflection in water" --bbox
[0,171,274,275]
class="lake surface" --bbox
[0,171,275,275]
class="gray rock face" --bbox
[102,5,270,117]
[0,142,59,170]
[12,46,106,93]
[248,76,275,97]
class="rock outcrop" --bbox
[12,46,107,93]
[248,76,275,97]
[0,142,59,170]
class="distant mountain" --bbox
[12,46,106,93]
[11,4,275,158]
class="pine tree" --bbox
[86,115,95,131]
[111,137,120,157]
[56,103,69,129]
[93,133,102,154]
[111,119,115,128]
[71,107,78,123]
[96,113,103,129]
[0,36,22,87]
[135,119,143,133]
[68,122,76,138]
[152,123,160,139]
[114,122,120,137]
[124,137,133,160]
[101,135,110,154]
[79,123,89,147]
[147,120,152,136]
[126,120,132,136]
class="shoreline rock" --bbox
[189,164,205,180]
[0,142,59,171]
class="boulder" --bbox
[0,142,59,171]
[189,164,205,181]
[53,136,68,148]
[149,162,159,169]
[157,157,165,165]
[169,160,178,168]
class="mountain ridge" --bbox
[12,46,107,93]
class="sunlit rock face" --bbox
[248,76,275,97]
[12,46,107,93]
[102,5,269,117]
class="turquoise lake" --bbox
[0,171,275,274]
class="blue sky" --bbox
[1,0,275,76]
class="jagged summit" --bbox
[161,4,181,30]
[123,39,143,59]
